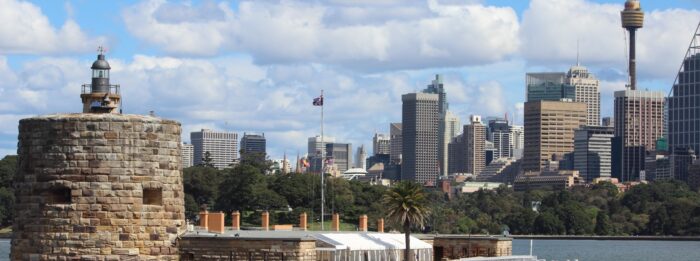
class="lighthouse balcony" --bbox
[82,84,120,94]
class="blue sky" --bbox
[0,0,699,160]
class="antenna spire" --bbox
[576,39,580,66]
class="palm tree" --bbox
[382,181,430,261]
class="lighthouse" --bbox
[80,46,121,113]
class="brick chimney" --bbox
[232,211,240,231]
[199,210,209,230]
[377,218,384,233]
[261,211,270,231]
[359,215,368,232]
[299,212,307,231]
[208,212,225,234]
[332,213,340,231]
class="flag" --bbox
[313,95,323,106]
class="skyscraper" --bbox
[668,22,700,160]
[182,143,194,168]
[191,129,238,169]
[523,101,587,172]
[574,126,614,182]
[465,115,486,175]
[372,133,391,155]
[614,90,665,181]
[423,74,448,115]
[447,116,486,175]
[327,142,352,173]
[509,125,525,159]
[423,74,453,177]
[355,145,367,170]
[401,93,439,184]
[566,65,601,126]
[526,73,575,102]
[488,118,512,159]
[440,111,461,176]
[307,135,335,173]
[390,123,403,164]
[240,132,266,159]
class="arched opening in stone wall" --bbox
[143,188,163,205]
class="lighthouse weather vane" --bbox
[97,45,106,55]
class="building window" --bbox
[48,187,72,204]
[143,188,163,205]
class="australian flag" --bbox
[313,95,323,106]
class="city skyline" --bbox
[0,0,698,160]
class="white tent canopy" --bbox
[316,233,432,250]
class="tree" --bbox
[201,151,214,168]
[382,181,430,261]
[594,211,612,235]
[182,166,223,219]
[215,163,287,215]
[534,211,565,235]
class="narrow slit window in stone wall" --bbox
[143,188,163,205]
[48,188,71,204]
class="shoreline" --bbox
[510,235,700,241]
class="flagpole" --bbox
[320,89,325,231]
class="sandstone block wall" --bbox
[178,237,317,261]
[11,114,185,260]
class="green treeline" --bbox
[0,155,699,235]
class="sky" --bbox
[0,0,699,160]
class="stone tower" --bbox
[81,47,121,113]
[11,50,185,260]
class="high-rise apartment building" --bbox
[240,132,266,159]
[191,129,238,169]
[401,93,439,184]
[566,65,601,126]
[488,118,511,159]
[526,73,575,102]
[373,133,391,155]
[574,126,614,182]
[390,123,403,164]
[327,143,352,173]
[523,101,587,172]
[182,143,194,168]
[614,90,665,181]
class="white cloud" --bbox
[0,0,106,54]
[520,0,700,80]
[122,0,519,71]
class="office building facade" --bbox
[390,123,402,164]
[373,133,391,155]
[510,125,525,159]
[523,101,587,172]
[401,93,440,184]
[574,126,614,182]
[488,118,512,160]
[668,28,700,165]
[240,133,266,158]
[327,143,352,173]
[526,73,575,102]
[191,129,238,169]
[182,143,194,168]
[566,65,601,126]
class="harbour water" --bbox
[513,239,700,261]
[0,239,699,260]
